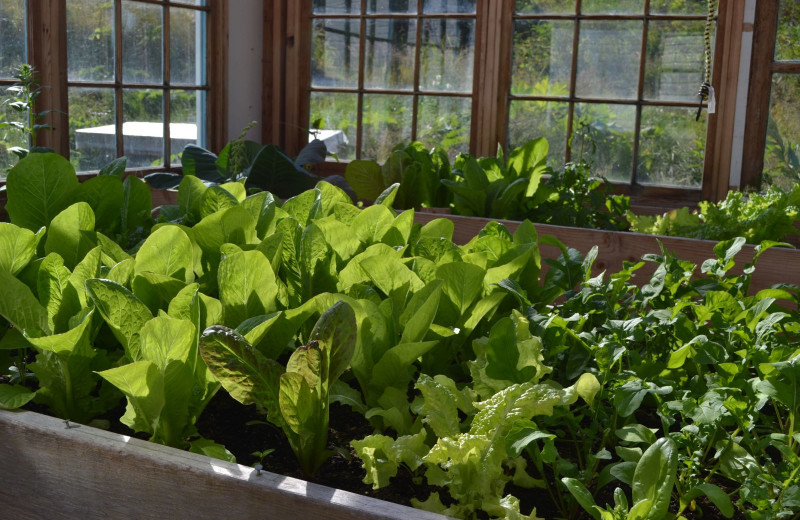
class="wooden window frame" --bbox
[266,0,752,206]
[741,0,799,189]
[3,0,227,178]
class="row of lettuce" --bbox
[1,152,799,520]
[342,138,800,245]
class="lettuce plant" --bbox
[200,301,357,475]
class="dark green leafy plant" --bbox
[0,64,52,165]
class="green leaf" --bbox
[436,261,486,318]
[0,222,43,275]
[76,175,124,236]
[0,384,37,410]
[192,206,257,268]
[631,437,677,520]
[0,268,52,336]
[189,438,236,463]
[218,249,279,327]
[561,478,601,520]
[98,156,127,178]
[399,280,442,344]
[97,360,165,436]
[134,225,195,283]
[121,175,153,237]
[199,325,284,410]
[198,185,240,220]
[44,202,96,270]
[139,315,196,368]
[37,253,80,333]
[177,175,208,223]
[6,152,80,231]
[680,484,734,518]
[416,373,473,438]
[345,160,385,201]
[244,145,320,199]
[85,278,153,360]
[507,137,548,196]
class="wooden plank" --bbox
[413,212,800,293]
[741,0,778,189]
[207,0,230,152]
[0,409,450,520]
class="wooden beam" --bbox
[27,0,69,156]
[741,0,779,189]
[208,0,229,152]
[0,409,448,520]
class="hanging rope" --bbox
[697,0,719,121]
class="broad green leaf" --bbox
[139,315,196,368]
[198,185,240,220]
[307,300,357,384]
[314,217,362,264]
[85,278,153,360]
[25,309,94,356]
[220,182,247,202]
[360,255,423,300]
[177,175,208,223]
[351,204,396,244]
[371,341,439,393]
[235,312,283,350]
[351,434,399,489]
[44,202,96,270]
[315,180,353,216]
[135,225,194,283]
[244,145,319,199]
[76,175,124,236]
[6,152,80,231]
[505,421,555,458]
[0,384,36,410]
[192,206,257,268]
[0,268,52,336]
[97,360,165,435]
[508,137,548,195]
[0,222,43,275]
[631,438,677,520]
[132,273,188,314]
[375,183,400,207]
[436,261,486,318]
[419,218,454,242]
[218,250,279,327]
[282,188,322,228]
[121,175,153,237]
[37,253,80,333]
[416,374,473,438]
[199,325,284,410]
[345,159,385,201]
[399,280,442,344]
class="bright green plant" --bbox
[199,301,357,475]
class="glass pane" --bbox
[67,0,114,82]
[366,0,416,14]
[643,21,706,103]
[512,20,573,96]
[571,103,636,182]
[650,0,707,15]
[582,0,644,15]
[417,95,471,159]
[514,0,574,15]
[576,21,642,100]
[311,18,360,88]
[508,100,569,169]
[422,0,476,14]
[637,106,704,187]
[70,87,116,172]
[123,88,164,168]
[0,0,26,79]
[171,7,205,85]
[170,90,202,166]
[776,0,800,61]
[309,91,358,161]
[0,89,29,175]
[763,74,800,190]
[313,0,359,15]
[122,1,163,84]
[362,94,413,161]
[364,18,416,90]
[419,18,474,92]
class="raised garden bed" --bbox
[0,408,449,520]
